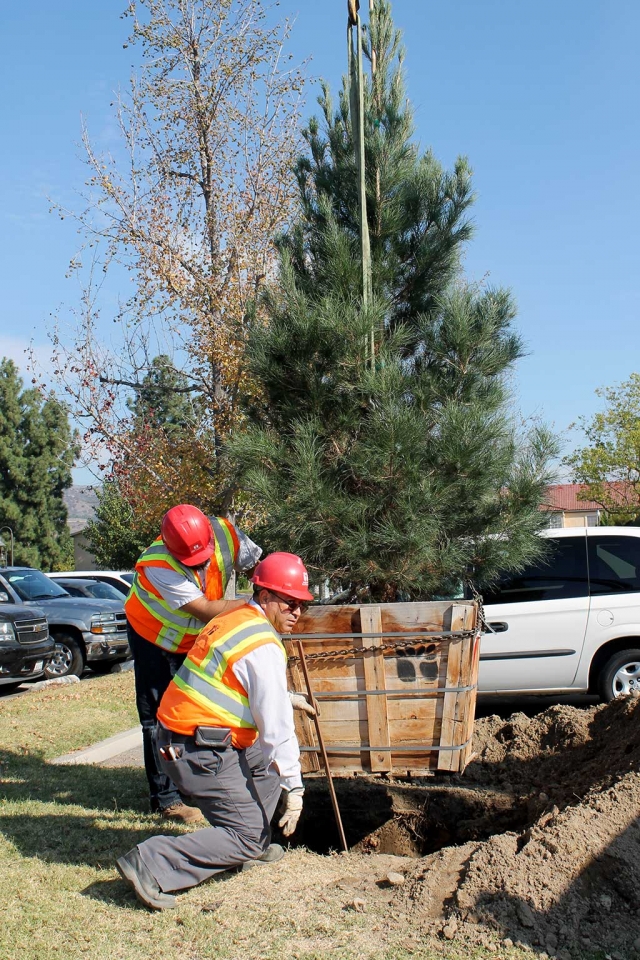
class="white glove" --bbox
[278,788,304,837]
[288,691,318,717]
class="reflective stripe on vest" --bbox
[209,517,236,595]
[124,519,239,653]
[159,609,286,741]
[125,540,205,652]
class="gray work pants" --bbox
[137,729,282,893]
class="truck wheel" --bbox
[598,648,640,702]
[45,633,84,679]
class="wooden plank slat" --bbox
[304,670,362,688]
[460,629,481,769]
[387,697,442,721]
[297,600,453,636]
[454,604,478,771]
[359,605,392,772]
[384,644,448,691]
[313,700,368,721]
[450,603,471,773]
[379,601,453,634]
[437,604,466,772]
[285,646,321,774]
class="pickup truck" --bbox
[479,526,640,701]
[0,602,54,691]
[0,567,130,678]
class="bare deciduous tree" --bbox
[44,0,304,529]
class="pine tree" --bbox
[231,0,558,600]
[0,359,79,569]
[85,480,158,569]
[127,355,199,437]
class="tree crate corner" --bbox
[285,600,480,778]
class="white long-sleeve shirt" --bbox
[231,600,302,792]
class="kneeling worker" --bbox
[116,552,314,910]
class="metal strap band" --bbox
[313,684,477,699]
[287,630,469,640]
[300,736,473,755]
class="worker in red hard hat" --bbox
[117,553,314,911]
[124,505,263,824]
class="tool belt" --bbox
[157,723,232,749]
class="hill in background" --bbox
[63,485,99,535]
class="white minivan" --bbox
[479,526,640,701]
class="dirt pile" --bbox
[397,694,640,958]
[466,694,640,801]
[299,695,640,957]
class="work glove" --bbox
[288,691,317,717]
[278,787,304,837]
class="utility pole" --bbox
[347,0,374,368]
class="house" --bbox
[543,484,601,528]
[64,487,100,569]
[69,520,97,570]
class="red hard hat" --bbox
[252,552,314,602]
[161,504,214,566]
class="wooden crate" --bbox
[284,600,479,777]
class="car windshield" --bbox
[5,570,69,601]
[85,582,124,601]
[120,573,134,584]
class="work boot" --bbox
[116,848,177,911]
[241,843,285,871]
[161,802,205,824]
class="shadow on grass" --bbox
[81,877,136,908]
[0,748,186,869]
[0,748,148,813]
[83,866,239,910]
[0,809,185,867]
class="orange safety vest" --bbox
[124,517,240,654]
[158,603,286,748]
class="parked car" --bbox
[0,568,130,679]
[479,526,640,702]
[47,576,127,603]
[0,600,54,691]
[48,570,134,597]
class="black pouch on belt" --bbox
[194,726,232,748]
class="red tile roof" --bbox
[543,484,601,512]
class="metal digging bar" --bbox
[296,639,348,852]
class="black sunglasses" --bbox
[268,591,310,613]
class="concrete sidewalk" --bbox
[51,727,143,766]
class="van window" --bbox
[588,536,640,594]
[482,537,589,604]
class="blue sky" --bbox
[1,0,639,482]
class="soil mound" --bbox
[398,695,640,958]
[466,694,640,802]
[299,695,640,957]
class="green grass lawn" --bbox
[0,674,534,960]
